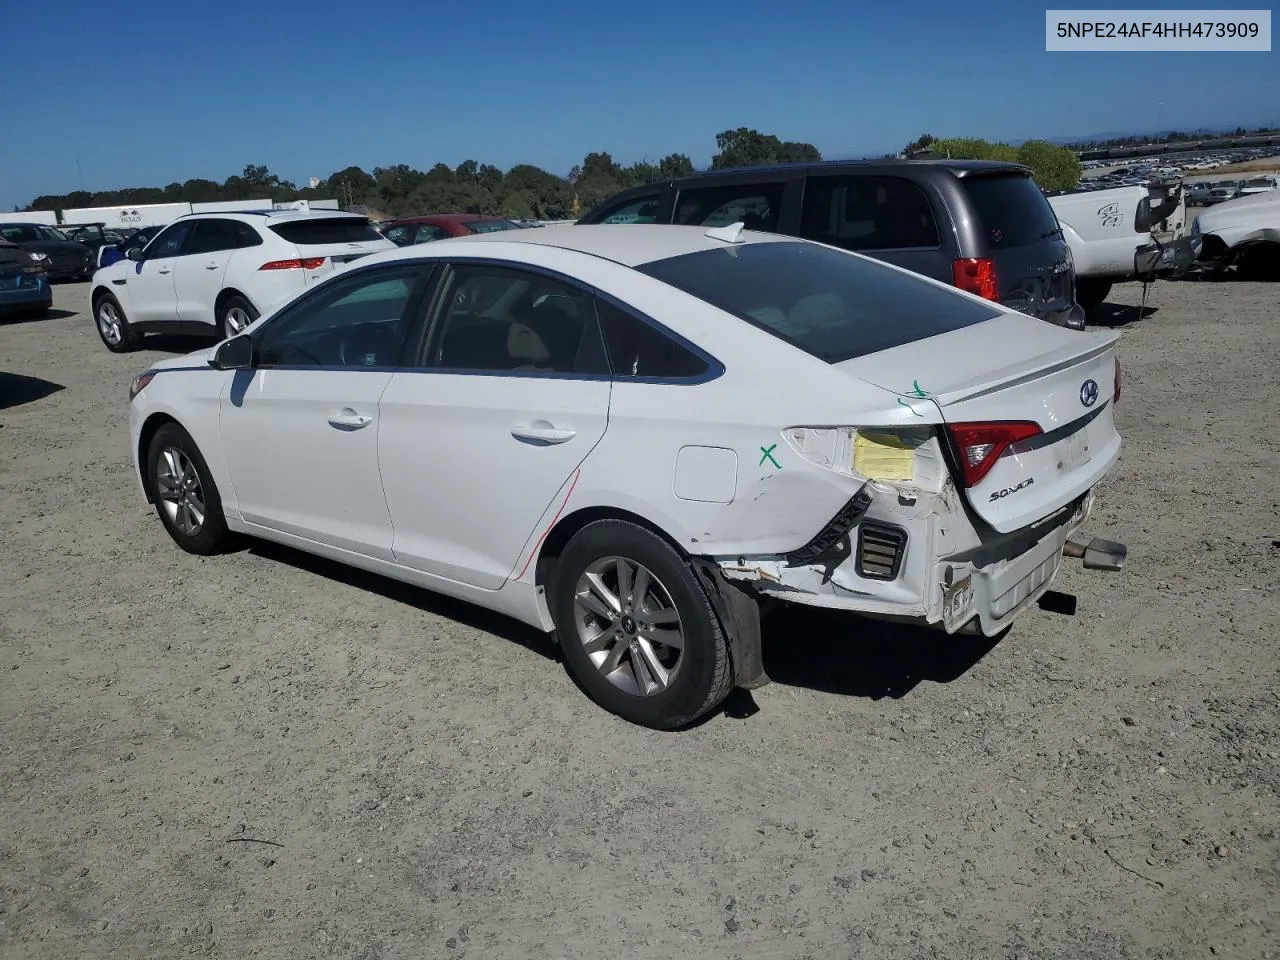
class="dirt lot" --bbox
[2,279,1278,960]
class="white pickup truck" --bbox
[1191,188,1280,280]
[1048,183,1187,310]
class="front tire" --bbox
[218,295,259,340]
[1075,278,1113,312]
[551,520,734,729]
[146,423,235,556]
[94,293,139,352]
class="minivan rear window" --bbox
[269,217,383,245]
[638,241,1000,363]
[960,174,1062,249]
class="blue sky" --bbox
[3,0,1276,210]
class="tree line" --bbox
[24,128,822,221]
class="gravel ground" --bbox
[2,279,1278,960]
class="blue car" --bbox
[0,239,53,319]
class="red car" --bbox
[380,213,525,246]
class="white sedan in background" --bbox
[126,224,1128,729]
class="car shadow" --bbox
[143,334,219,355]
[0,308,78,324]
[0,371,66,410]
[1088,301,1160,327]
[243,539,559,663]
[758,604,1003,700]
[236,539,1002,723]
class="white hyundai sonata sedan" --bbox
[127,223,1127,729]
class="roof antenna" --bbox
[704,221,747,243]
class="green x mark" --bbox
[759,444,781,469]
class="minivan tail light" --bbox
[946,421,1042,488]
[952,257,1000,302]
[260,257,326,271]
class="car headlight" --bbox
[28,251,49,262]
[129,371,157,400]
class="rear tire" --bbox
[1075,278,1113,312]
[146,423,236,556]
[218,295,259,340]
[93,292,139,352]
[551,520,734,729]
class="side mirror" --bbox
[209,335,254,370]
[125,247,144,262]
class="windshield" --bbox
[40,227,71,241]
[637,241,1000,363]
[463,219,522,234]
[960,174,1063,249]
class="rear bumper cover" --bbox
[719,490,1120,637]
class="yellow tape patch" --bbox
[853,432,914,482]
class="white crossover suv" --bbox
[91,206,394,351]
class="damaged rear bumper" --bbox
[717,490,1126,638]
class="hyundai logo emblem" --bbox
[1080,379,1100,407]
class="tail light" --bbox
[260,257,326,271]
[952,257,1000,302]
[946,421,1042,487]
[1113,356,1122,403]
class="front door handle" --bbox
[205,262,221,270]
[511,423,576,445]
[157,267,171,275]
[328,409,373,431]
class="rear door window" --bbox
[800,175,940,250]
[269,217,384,245]
[638,241,999,363]
[595,193,664,224]
[960,175,1062,249]
[187,218,241,255]
[674,182,785,232]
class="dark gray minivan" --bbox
[577,159,1086,330]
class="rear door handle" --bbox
[511,424,576,445]
[328,409,373,431]
[205,262,221,270]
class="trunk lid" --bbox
[958,173,1076,322]
[838,314,1122,533]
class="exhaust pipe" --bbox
[1064,537,1127,572]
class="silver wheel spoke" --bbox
[642,606,680,626]
[584,572,621,617]
[630,565,650,611]
[634,639,671,691]
[640,626,684,651]
[601,635,629,674]
[615,559,633,608]
[581,624,613,654]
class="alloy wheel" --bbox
[97,301,122,345]
[573,556,686,696]
[224,306,252,335]
[155,446,206,536]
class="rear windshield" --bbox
[961,174,1062,249]
[463,219,522,234]
[637,241,1000,363]
[268,217,383,245]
